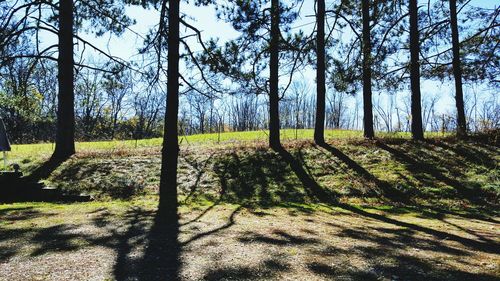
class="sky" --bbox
[35,0,499,129]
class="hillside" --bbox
[1,130,499,280]
[9,129,499,213]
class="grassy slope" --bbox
[9,129,447,160]
[1,130,499,280]
[7,129,499,214]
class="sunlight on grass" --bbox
[9,129,449,160]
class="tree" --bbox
[269,0,281,149]
[159,0,180,218]
[409,0,424,140]
[52,0,76,159]
[198,0,306,149]
[449,0,466,138]
[361,0,374,139]
[314,0,326,144]
[0,0,135,157]
[328,1,405,139]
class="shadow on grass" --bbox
[207,140,497,219]
[273,146,337,203]
[331,203,500,255]
[212,148,309,206]
[181,152,216,203]
[316,142,409,202]
[427,139,497,170]
[270,145,500,255]
[0,197,498,280]
[135,209,181,281]
[100,204,242,280]
[1,136,498,280]
[375,141,489,203]
[25,155,70,183]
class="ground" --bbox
[1,129,499,280]
[1,201,499,281]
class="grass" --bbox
[0,200,498,280]
[5,130,498,210]
[13,132,494,215]
[1,129,498,280]
[8,129,449,160]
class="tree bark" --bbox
[362,0,375,139]
[449,0,467,138]
[159,0,180,218]
[409,0,424,140]
[53,0,75,159]
[269,0,281,149]
[314,0,326,144]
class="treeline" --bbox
[1,0,499,214]
[1,1,498,144]
[0,60,167,143]
[1,58,498,143]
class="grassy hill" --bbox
[9,129,447,159]
[1,129,499,280]
[8,129,499,215]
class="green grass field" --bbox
[4,129,495,214]
[8,129,448,160]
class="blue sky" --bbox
[34,0,498,130]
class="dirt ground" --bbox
[0,202,498,281]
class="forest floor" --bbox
[0,201,499,281]
[1,129,499,280]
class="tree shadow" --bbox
[375,141,489,203]
[316,142,409,202]
[272,146,337,203]
[309,209,499,280]
[135,208,181,281]
[110,203,242,280]
[181,152,215,203]
[326,203,500,255]
[264,146,500,256]
[202,258,292,281]
[426,139,497,170]
[238,229,319,246]
[24,155,70,183]
[212,148,308,206]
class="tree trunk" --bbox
[449,0,467,138]
[53,0,75,159]
[409,0,424,140]
[314,0,326,144]
[362,0,375,139]
[159,0,180,218]
[269,0,281,149]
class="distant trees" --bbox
[102,68,132,140]
[75,68,104,139]
[0,0,498,147]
